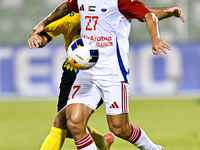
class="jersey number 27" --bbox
[85,16,99,31]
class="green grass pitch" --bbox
[0,98,200,150]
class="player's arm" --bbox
[28,32,50,49]
[149,7,185,22]
[144,13,170,56]
[30,2,71,37]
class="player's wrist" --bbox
[163,8,173,17]
[151,35,160,43]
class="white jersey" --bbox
[67,0,150,82]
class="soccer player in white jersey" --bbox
[30,1,185,150]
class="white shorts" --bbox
[67,77,129,115]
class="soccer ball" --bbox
[67,38,99,70]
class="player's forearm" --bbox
[149,7,172,20]
[42,2,71,27]
[145,13,160,40]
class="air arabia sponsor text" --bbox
[83,35,113,48]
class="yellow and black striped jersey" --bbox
[44,12,81,51]
[42,12,80,73]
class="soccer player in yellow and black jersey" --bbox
[28,12,115,150]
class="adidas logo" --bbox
[109,101,119,108]
[80,4,84,11]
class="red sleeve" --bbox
[118,0,151,22]
[67,0,79,13]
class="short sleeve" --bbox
[118,0,151,22]
[67,0,79,13]
[43,16,67,40]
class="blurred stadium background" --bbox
[0,0,200,150]
[0,0,200,98]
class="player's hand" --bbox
[28,34,43,49]
[29,21,45,37]
[151,36,170,56]
[164,7,185,23]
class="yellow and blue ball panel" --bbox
[71,38,84,51]
[89,50,99,63]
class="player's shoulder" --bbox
[62,12,80,23]
[68,12,80,18]
[47,12,80,28]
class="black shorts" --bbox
[57,61,103,112]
